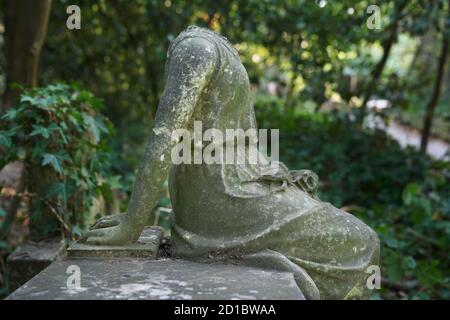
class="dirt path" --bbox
[386,121,449,160]
[366,112,449,160]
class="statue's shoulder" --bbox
[168,26,219,60]
[170,26,240,64]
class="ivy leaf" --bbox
[402,256,417,270]
[30,125,50,139]
[57,127,69,144]
[83,114,100,143]
[96,119,109,134]
[48,83,67,92]
[1,108,17,121]
[68,114,82,130]
[402,183,421,206]
[385,235,399,249]
[31,95,57,109]
[0,132,12,148]
[19,95,37,104]
[41,153,62,173]
[30,124,59,139]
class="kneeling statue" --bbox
[82,26,380,300]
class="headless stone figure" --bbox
[83,26,380,300]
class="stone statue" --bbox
[82,26,380,300]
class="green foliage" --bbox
[0,84,115,239]
[254,95,449,299]
[373,164,450,299]
[38,0,449,180]
[0,0,447,300]
[255,94,429,207]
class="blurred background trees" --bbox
[0,0,449,299]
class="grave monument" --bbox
[8,26,380,300]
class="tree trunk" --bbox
[420,15,449,153]
[285,66,299,108]
[285,34,302,109]
[357,1,408,123]
[0,0,52,242]
[357,23,398,122]
[405,36,425,80]
[2,0,52,110]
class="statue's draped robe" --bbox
[167,27,380,299]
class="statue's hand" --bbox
[79,213,138,245]
[90,212,127,230]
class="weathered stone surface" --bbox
[6,240,65,292]
[80,25,380,299]
[68,226,162,258]
[6,259,304,300]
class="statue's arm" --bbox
[83,37,217,245]
[126,37,217,234]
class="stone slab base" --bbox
[67,226,162,259]
[6,258,304,300]
[6,240,65,293]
